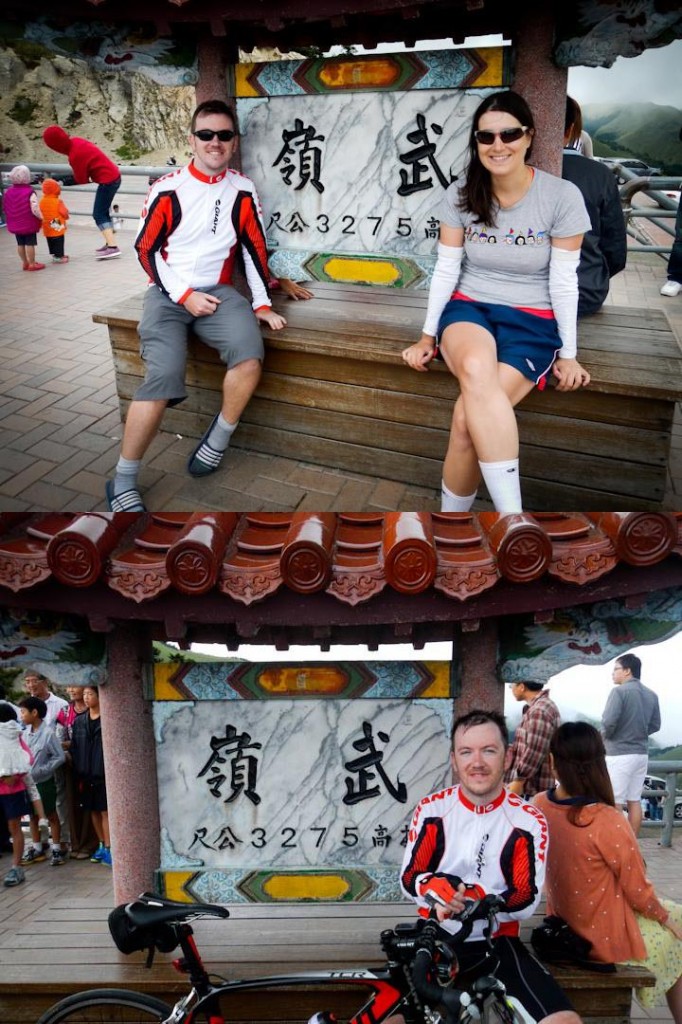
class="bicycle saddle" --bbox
[125,891,230,928]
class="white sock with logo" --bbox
[440,479,478,512]
[478,459,522,513]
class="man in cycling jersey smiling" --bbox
[106,99,286,512]
[400,709,581,1024]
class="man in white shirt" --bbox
[23,671,68,726]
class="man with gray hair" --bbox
[602,652,661,836]
[23,670,67,726]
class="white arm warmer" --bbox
[422,243,464,337]
[548,246,581,359]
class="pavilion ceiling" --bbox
[3,1,681,66]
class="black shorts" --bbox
[77,777,108,812]
[454,936,575,1020]
[14,232,38,245]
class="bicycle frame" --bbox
[166,924,415,1024]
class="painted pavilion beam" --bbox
[2,561,682,647]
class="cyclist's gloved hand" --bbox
[418,873,464,908]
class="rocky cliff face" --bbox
[0,46,195,166]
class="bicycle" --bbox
[36,889,536,1024]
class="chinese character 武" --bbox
[397,113,454,196]
[343,721,407,805]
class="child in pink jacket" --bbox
[0,703,32,887]
[4,165,44,271]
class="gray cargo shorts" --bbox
[134,284,264,406]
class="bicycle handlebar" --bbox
[410,892,507,1024]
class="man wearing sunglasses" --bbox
[106,99,286,511]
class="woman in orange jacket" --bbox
[39,178,70,263]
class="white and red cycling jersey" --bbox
[135,161,271,310]
[400,784,548,941]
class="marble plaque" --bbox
[156,697,452,872]
[238,89,486,260]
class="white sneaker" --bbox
[660,280,681,297]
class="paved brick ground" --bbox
[0,223,680,512]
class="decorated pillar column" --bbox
[196,34,232,107]
[100,623,160,904]
[457,618,501,715]
[512,8,567,176]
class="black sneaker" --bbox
[50,849,67,867]
[21,847,47,865]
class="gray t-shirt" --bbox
[440,167,591,309]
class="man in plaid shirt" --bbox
[505,681,560,798]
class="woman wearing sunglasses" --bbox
[402,90,591,513]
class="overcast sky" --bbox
[568,39,682,108]
[193,629,682,748]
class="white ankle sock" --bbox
[441,480,478,512]
[207,412,237,452]
[478,459,522,513]
[114,456,141,495]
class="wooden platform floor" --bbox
[1,834,680,1024]
[1,225,682,512]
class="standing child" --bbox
[18,696,66,867]
[0,704,31,887]
[4,165,45,271]
[39,178,70,263]
[70,686,111,865]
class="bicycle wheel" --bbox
[36,988,172,1024]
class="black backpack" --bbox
[531,915,616,973]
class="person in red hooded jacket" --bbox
[42,125,121,260]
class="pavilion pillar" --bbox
[511,8,567,176]
[196,34,232,106]
[100,623,160,905]
[457,618,502,715]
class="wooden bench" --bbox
[94,282,682,510]
[1,898,655,1024]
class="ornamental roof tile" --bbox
[0,511,680,608]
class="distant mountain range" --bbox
[583,102,682,175]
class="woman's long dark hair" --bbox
[459,90,535,228]
[549,722,616,826]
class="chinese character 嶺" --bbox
[198,724,262,806]
[274,118,326,194]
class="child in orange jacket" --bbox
[39,178,70,263]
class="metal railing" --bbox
[646,759,682,848]
[3,160,679,259]
[616,165,681,259]
[0,161,169,222]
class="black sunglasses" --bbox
[474,126,529,146]
[193,129,237,142]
